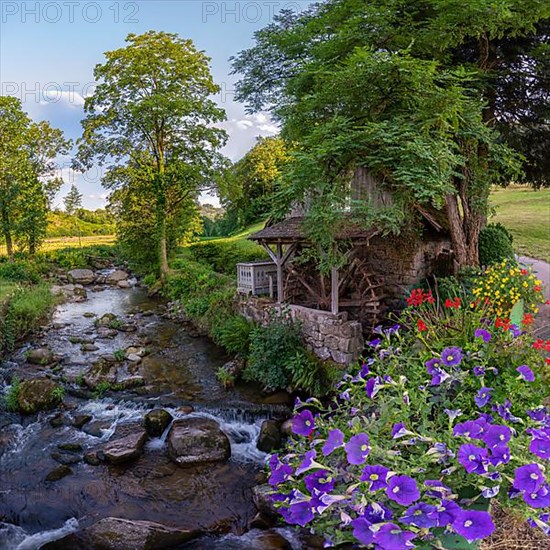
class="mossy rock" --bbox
[17,378,63,414]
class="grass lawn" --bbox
[490,186,550,263]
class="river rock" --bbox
[73,414,92,429]
[118,280,131,289]
[126,353,141,363]
[83,451,101,466]
[26,348,54,365]
[118,375,145,389]
[280,419,293,436]
[97,312,118,327]
[96,327,118,339]
[67,269,96,285]
[45,465,73,482]
[106,269,129,285]
[103,429,148,463]
[144,409,173,437]
[44,517,199,550]
[58,443,83,452]
[81,343,99,352]
[51,451,82,465]
[257,420,282,453]
[167,417,231,466]
[17,378,63,414]
[252,484,279,518]
[84,359,117,388]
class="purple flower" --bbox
[392,422,408,439]
[292,409,315,437]
[295,450,317,475]
[351,517,374,546]
[527,408,547,423]
[475,387,493,408]
[523,484,550,508]
[360,361,371,377]
[373,523,416,549]
[366,376,383,398]
[490,445,511,466]
[444,409,462,421]
[513,464,545,494]
[509,324,521,338]
[482,425,511,448]
[474,329,492,342]
[473,366,486,376]
[363,502,393,523]
[401,502,438,528]
[453,420,484,439]
[517,365,535,382]
[268,455,293,486]
[345,433,370,465]
[452,510,495,541]
[368,338,381,348]
[457,444,489,475]
[441,346,463,367]
[435,499,462,526]
[361,465,390,491]
[280,501,313,526]
[386,475,420,506]
[424,480,452,498]
[322,428,344,456]
[430,367,450,386]
[425,357,442,371]
[530,437,550,460]
[304,470,334,494]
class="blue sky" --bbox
[0,1,308,209]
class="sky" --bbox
[0,0,308,209]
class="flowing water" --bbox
[0,278,292,549]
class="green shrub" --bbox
[478,222,514,266]
[211,314,253,355]
[3,376,20,411]
[188,239,268,276]
[0,261,41,283]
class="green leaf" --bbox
[510,299,524,326]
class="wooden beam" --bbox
[261,242,277,263]
[331,266,339,315]
[276,243,284,303]
[281,242,297,266]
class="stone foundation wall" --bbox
[239,298,364,366]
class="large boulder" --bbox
[26,348,54,365]
[17,378,63,414]
[67,269,95,285]
[167,417,231,466]
[257,420,281,453]
[103,428,148,463]
[84,359,118,389]
[42,517,199,550]
[106,270,129,285]
[144,409,173,437]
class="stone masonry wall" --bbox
[239,298,364,366]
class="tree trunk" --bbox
[1,207,14,262]
[446,193,481,271]
[158,212,169,278]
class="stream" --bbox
[0,272,295,549]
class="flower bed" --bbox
[266,273,549,548]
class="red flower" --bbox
[407,289,424,307]
[521,269,528,276]
[534,285,542,292]
[533,339,544,350]
[445,297,461,309]
[545,341,550,352]
[546,358,550,365]
[545,300,550,306]
[424,291,435,304]
[417,319,428,332]
[495,317,511,331]
[521,313,534,326]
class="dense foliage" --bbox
[232,0,549,268]
[46,209,115,238]
[478,223,515,266]
[267,281,550,547]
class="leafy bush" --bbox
[472,259,545,318]
[267,289,550,547]
[3,376,20,411]
[211,314,253,355]
[479,223,514,266]
[0,260,41,283]
[188,239,268,276]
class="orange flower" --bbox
[495,317,511,331]
[417,319,427,332]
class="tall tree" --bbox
[76,31,228,275]
[64,184,83,215]
[232,0,549,268]
[0,97,70,258]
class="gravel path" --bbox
[518,256,550,338]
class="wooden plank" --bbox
[261,242,278,263]
[276,242,284,303]
[331,267,339,315]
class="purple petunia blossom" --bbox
[280,501,313,527]
[457,444,489,475]
[345,433,370,465]
[509,324,522,338]
[473,366,486,376]
[481,485,500,498]
[452,510,495,541]
[435,499,462,526]
[401,502,438,528]
[517,365,535,382]
[490,444,511,466]
[453,420,484,439]
[424,480,452,499]
[444,409,462,421]
[351,517,374,546]
[304,470,335,494]
[513,464,545,494]
[392,422,408,439]
[292,409,315,437]
[474,328,492,342]
[295,450,318,475]
[441,346,463,367]
[322,428,344,456]
[530,437,550,460]
[425,357,442,371]
[361,465,390,491]
[475,387,493,408]
[386,475,420,506]
[366,376,383,399]
[482,425,511,448]
[368,338,381,348]
[268,455,293,486]
[430,367,450,386]
[523,484,550,508]
[373,523,416,549]
[527,408,547,423]
[363,502,393,523]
